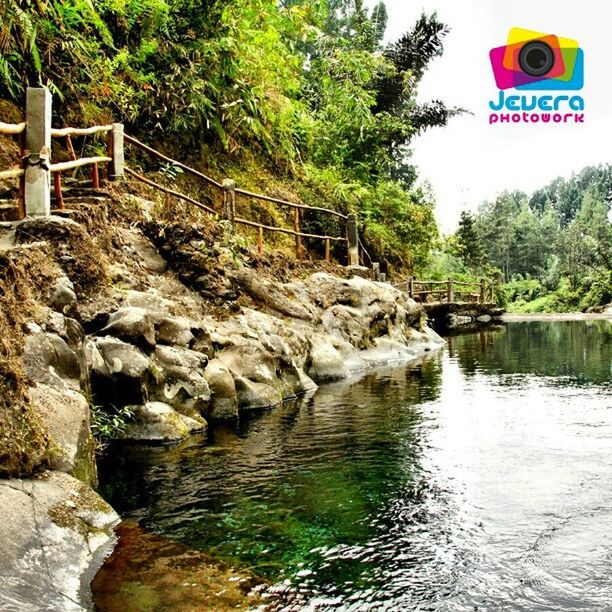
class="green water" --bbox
[99,320,612,610]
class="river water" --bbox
[99,320,612,611]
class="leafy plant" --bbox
[90,404,135,451]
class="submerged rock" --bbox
[120,402,206,442]
[0,471,119,611]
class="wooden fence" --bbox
[122,134,353,262]
[393,277,495,304]
[0,87,497,305]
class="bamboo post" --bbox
[294,208,302,259]
[480,278,486,304]
[91,162,100,189]
[447,278,454,303]
[24,87,52,216]
[346,213,359,266]
[53,171,64,210]
[107,123,124,180]
[65,135,77,161]
[222,179,236,229]
[324,237,331,262]
[17,131,25,219]
[165,191,171,209]
[257,226,263,257]
[408,276,414,298]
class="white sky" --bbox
[369,0,612,232]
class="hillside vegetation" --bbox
[429,165,612,312]
[0,0,462,271]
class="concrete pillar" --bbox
[24,87,52,216]
[346,213,359,267]
[107,123,124,180]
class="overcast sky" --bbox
[368,0,611,232]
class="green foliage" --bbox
[90,404,135,451]
[0,0,458,269]
[471,165,612,312]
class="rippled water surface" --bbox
[100,321,612,610]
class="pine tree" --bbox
[455,211,486,271]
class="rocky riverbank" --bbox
[0,186,444,610]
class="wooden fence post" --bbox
[24,87,52,216]
[408,276,414,298]
[324,237,331,262]
[480,278,486,304]
[372,262,380,281]
[222,179,236,228]
[346,213,359,266]
[257,226,263,257]
[107,123,124,180]
[294,208,302,259]
[447,277,454,303]
[53,172,64,210]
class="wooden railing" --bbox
[123,133,352,262]
[393,277,495,304]
[0,120,26,218]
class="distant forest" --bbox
[432,165,611,312]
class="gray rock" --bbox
[99,306,156,348]
[22,326,81,390]
[150,345,210,416]
[476,314,492,323]
[120,402,206,442]
[27,384,96,486]
[51,276,77,313]
[93,337,150,378]
[307,333,350,381]
[119,228,167,274]
[91,337,151,405]
[233,375,283,409]
[122,290,174,321]
[0,471,119,611]
[203,358,238,420]
[156,316,195,347]
[447,314,473,328]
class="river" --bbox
[98,320,611,611]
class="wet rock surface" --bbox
[0,471,119,612]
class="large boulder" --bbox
[90,337,151,405]
[0,471,119,611]
[150,345,210,417]
[155,315,195,348]
[98,307,156,348]
[27,384,97,487]
[120,402,206,442]
[203,358,238,420]
[22,325,81,391]
[306,333,350,381]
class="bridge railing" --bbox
[393,277,494,304]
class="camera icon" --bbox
[490,28,584,90]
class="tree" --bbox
[454,211,486,270]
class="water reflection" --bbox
[99,321,612,611]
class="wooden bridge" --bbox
[0,87,497,309]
